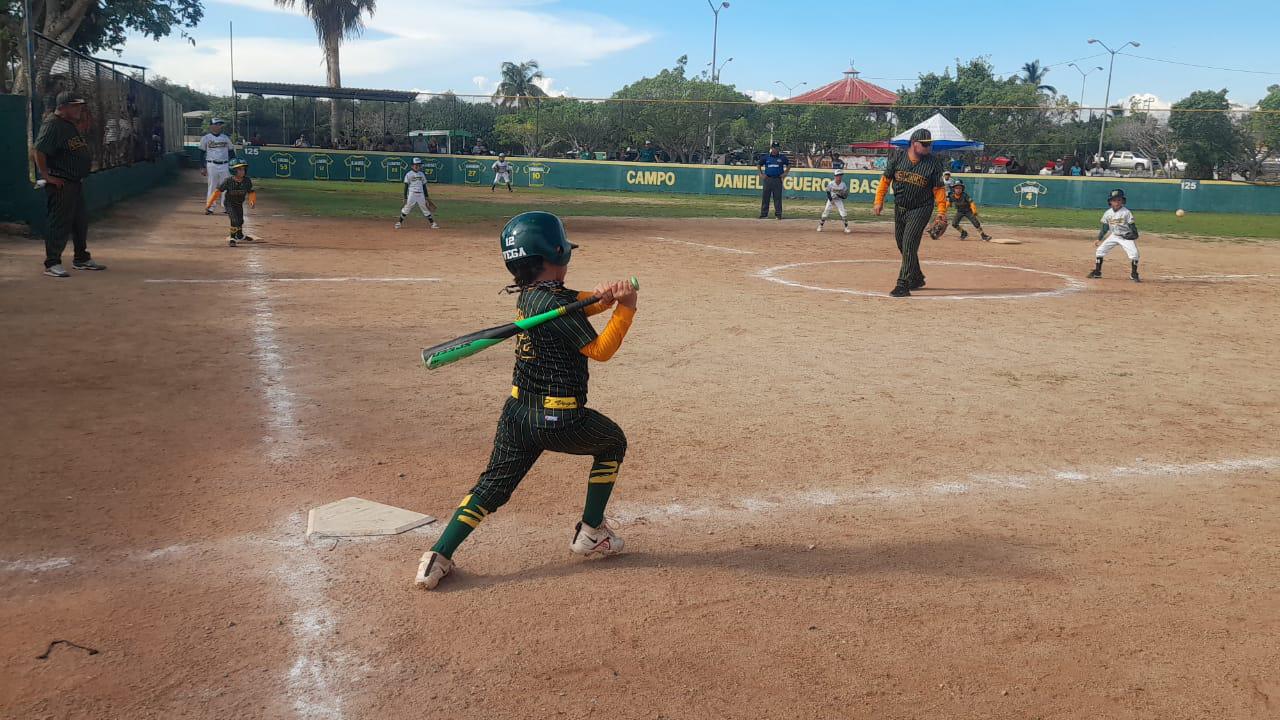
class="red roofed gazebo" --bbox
[785,67,899,107]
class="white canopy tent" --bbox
[891,113,983,151]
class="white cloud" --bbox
[1122,93,1171,112]
[745,90,779,103]
[532,76,569,98]
[157,0,652,93]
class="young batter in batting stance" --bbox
[395,158,438,229]
[205,159,256,247]
[415,211,639,590]
[948,181,992,241]
[817,168,852,233]
[1088,188,1141,282]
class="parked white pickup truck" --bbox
[1096,151,1153,172]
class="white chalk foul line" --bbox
[614,456,1280,525]
[754,259,1086,301]
[145,277,442,284]
[648,236,756,255]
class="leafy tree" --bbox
[1019,60,1056,95]
[492,60,548,109]
[611,56,752,162]
[275,0,378,141]
[1169,89,1238,179]
[1252,84,1280,153]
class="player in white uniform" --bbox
[199,118,234,214]
[817,168,851,233]
[396,158,438,229]
[491,153,513,192]
[1088,189,1141,282]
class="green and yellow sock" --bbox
[431,494,491,559]
[582,460,620,528]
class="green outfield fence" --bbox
[238,146,1280,215]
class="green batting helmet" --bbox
[500,211,578,267]
[229,159,248,171]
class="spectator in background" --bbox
[1071,164,1083,176]
[248,133,263,147]
[950,157,964,173]
[579,147,593,160]
[383,131,395,147]
[293,134,309,148]
[638,141,658,162]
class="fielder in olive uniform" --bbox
[873,128,948,297]
[33,92,106,277]
[416,211,639,590]
[948,181,991,241]
[205,159,257,246]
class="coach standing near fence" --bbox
[873,128,947,297]
[758,142,789,220]
[200,118,234,214]
[33,92,105,278]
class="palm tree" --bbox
[493,61,549,109]
[1019,60,1057,95]
[275,0,377,140]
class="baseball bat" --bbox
[422,276,639,370]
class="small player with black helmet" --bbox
[1088,188,1141,282]
[205,158,256,247]
[947,181,992,241]
[415,211,640,590]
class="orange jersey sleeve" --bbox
[575,290,613,317]
[580,305,636,362]
[933,187,949,215]
[874,176,891,205]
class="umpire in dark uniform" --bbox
[757,142,789,220]
[33,91,105,278]
[873,128,947,297]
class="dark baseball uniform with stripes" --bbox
[469,282,628,511]
[883,150,946,287]
[949,191,983,231]
[218,176,254,239]
[36,115,93,269]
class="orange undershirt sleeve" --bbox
[874,176,891,205]
[205,190,222,209]
[580,305,636,362]
[933,187,949,215]
[575,290,613,317]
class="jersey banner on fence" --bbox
[238,147,1280,215]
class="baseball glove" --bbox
[836,189,849,199]
[927,215,949,240]
[427,198,438,213]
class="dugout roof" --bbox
[233,81,418,103]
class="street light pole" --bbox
[774,80,806,99]
[1088,38,1139,169]
[1068,63,1103,122]
[705,1,729,162]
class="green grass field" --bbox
[261,180,1280,241]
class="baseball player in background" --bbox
[948,181,992,241]
[1088,188,1141,282]
[817,168,851,233]
[415,211,638,590]
[491,153,514,192]
[199,118,234,214]
[395,158,438,229]
[205,159,256,247]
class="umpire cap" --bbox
[500,211,579,269]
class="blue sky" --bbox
[120,0,1280,108]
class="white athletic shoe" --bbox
[414,551,453,590]
[394,222,402,229]
[44,264,70,278]
[570,521,624,557]
[843,226,851,234]
[816,224,824,232]
[430,222,440,229]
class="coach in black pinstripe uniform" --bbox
[873,128,949,297]
[415,211,639,590]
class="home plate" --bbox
[306,497,435,538]
[988,238,1023,245]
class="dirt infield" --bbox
[2,172,1278,720]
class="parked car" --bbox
[1096,151,1153,173]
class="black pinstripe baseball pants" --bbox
[44,182,90,268]
[227,202,245,239]
[469,396,627,510]
[952,209,983,231]
[894,203,932,287]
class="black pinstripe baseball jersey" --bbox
[512,283,597,398]
[883,149,946,210]
[949,191,976,215]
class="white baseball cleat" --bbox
[570,521,624,557]
[394,222,402,229]
[843,226,851,234]
[816,224,823,232]
[430,222,440,229]
[414,551,453,590]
